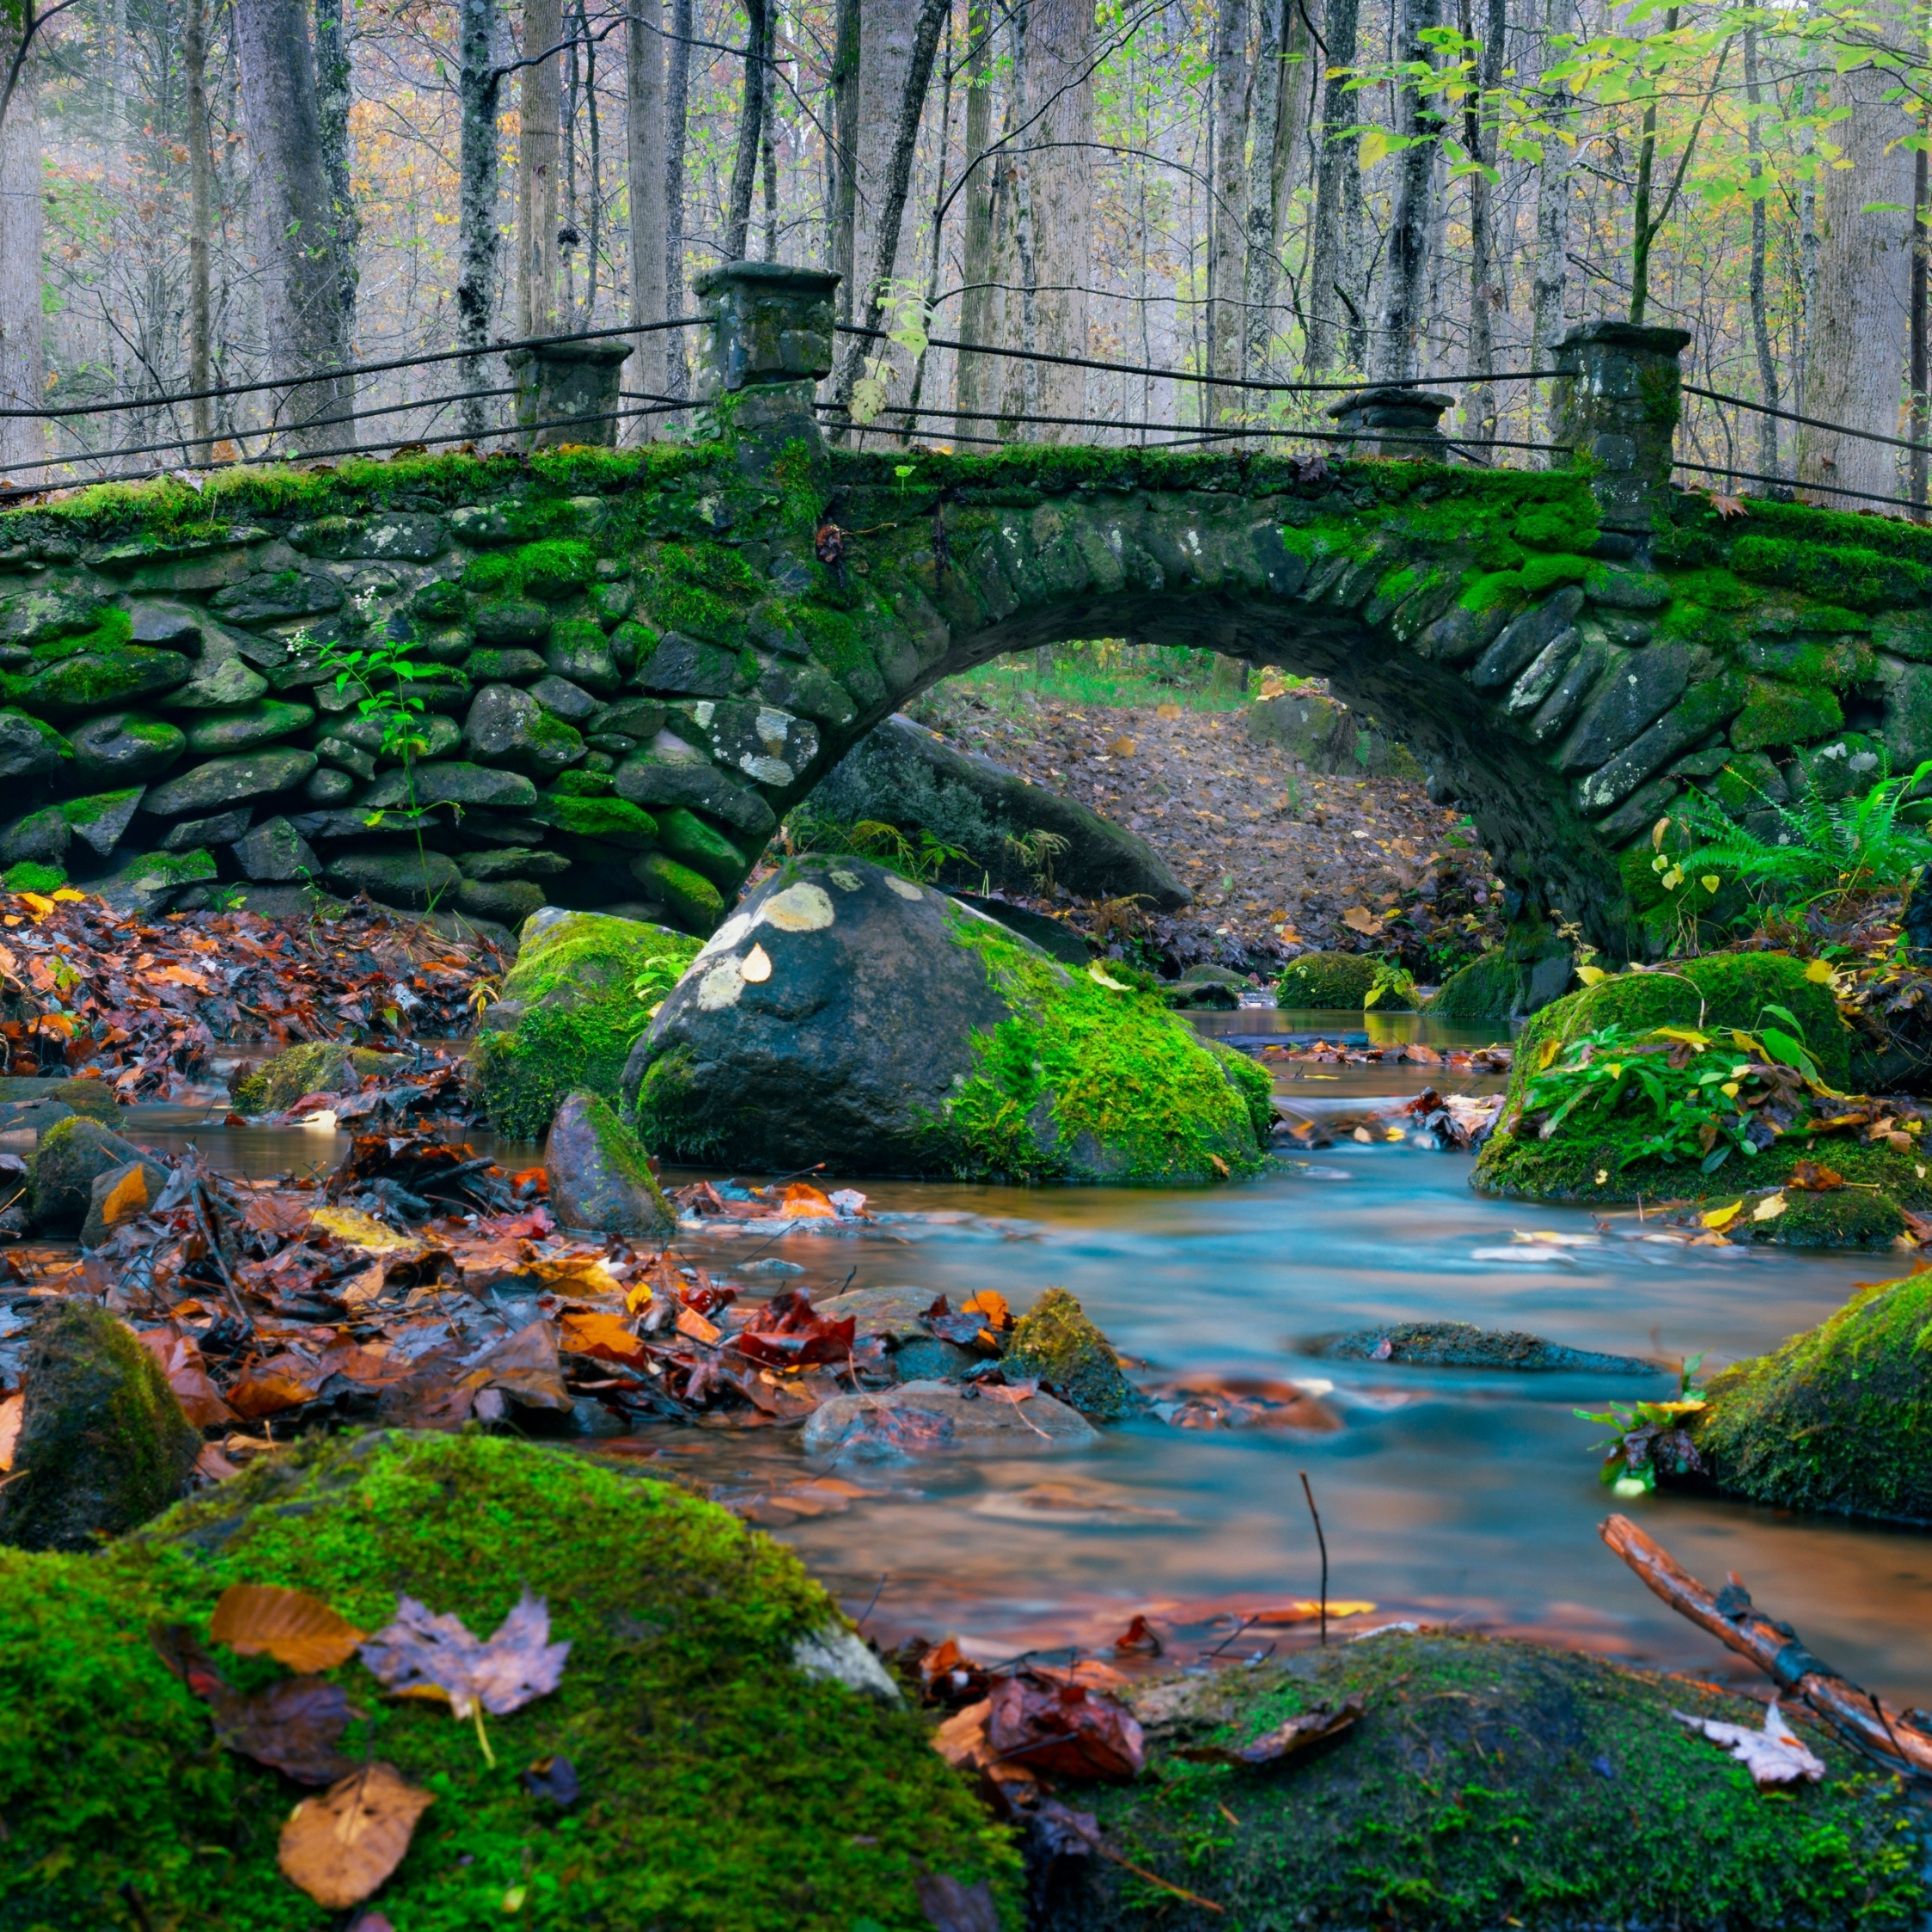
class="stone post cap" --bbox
[504,339,634,371]
[1554,321,1691,362]
[1323,386,1457,425]
[693,262,841,395]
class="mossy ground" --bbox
[927,910,1269,1184]
[0,1430,1018,1932]
[1065,1630,1927,1932]
[1693,1271,1932,1523]
[470,912,700,1139]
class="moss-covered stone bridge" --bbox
[0,263,1925,975]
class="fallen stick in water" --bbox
[1601,1513,1932,1780]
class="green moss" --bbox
[1693,1272,1932,1522]
[1429,951,1521,1020]
[29,604,133,663]
[1276,950,1383,1010]
[1511,502,1599,551]
[244,1040,394,1114]
[1519,551,1593,595]
[548,768,617,798]
[1077,1630,1924,1931]
[926,910,1267,1184]
[1731,676,1844,751]
[3,859,64,891]
[1004,1287,1136,1420]
[471,912,699,1138]
[59,785,141,828]
[633,850,726,932]
[1457,568,1527,614]
[0,1430,1018,1930]
[533,793,658,847]
[652,805,747,887]
[1729,532,1932,612]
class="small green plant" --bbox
[1361,958,1421,1010]
[632,953,687,1008]
[1003,827,1069,893]
[1576,1354,1708,1495]
[1668,753,1932,921]
[784,810,969,885]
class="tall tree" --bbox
[627,0,667,410]
[723,0,767,260]
[314,0,358,359]
[1208,0,1249,394]
[183,0,215,462]
[1797,56,1917,502]
[235,0,353,450]
[954,0,995,445]
[663,0,692,388]
[1305,0,1360,373]
[457,0,500,440]
[828,0,859,319]
[853,0,918,315]
[1459,0,1505,439]
[517,0,564,338]
[1024,0,1095,436]
[1372,0,1441,382]
[1528,0,1572,439]
[1243,0,1311,380]
[0,15,40,479]
[1742,22,1777,480]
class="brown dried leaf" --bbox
[211,1675,359,1785]
[278,1762,434,1908]
[359,1587,570,1721]
[211,1583,367,1673]
[1174,1696,1364,1767]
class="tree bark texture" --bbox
[1797,58,1916,504]
[235,0,353,451]
[458,0,501,440]
[314,0,359,358]
[1529,0,1572,443]
[1024,0,1094,437]
[663,0,691,391]
[627,0,667,410]
[723,0,767,260]
[954,0,995,446]
[1305,0,1360,373]
[1244,0,1310,379]
[854,0,918,315]
[184,0,215,461]
[518,0,564,338]
[0,21,40,478]
[1461,0,1504,438]
[1743,24,1777,480]
[828,0,859,319]
[1373,0,1440,382]
[1208,0,1248,391]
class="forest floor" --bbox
[909,669,1510,980]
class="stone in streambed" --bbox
[810,1287,978,1382]
[0,1076,120,1124]
[801,1380,1097,1458]
[28,1116,165,1238]
[544,1090,674,1238]
[1313,1322,1660,1373]
[1004,1287,1139,1420]
[0,1297,200,1551]
[78,1155,172,1247]
[232,1039,397,1114]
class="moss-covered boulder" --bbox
[1472,951,1885,1226]
[28,1114,165,1236]
[235,1039,399,1114]
[1429,951,1521,1020]
[0,1429,1017,1929]
[1061,1629,1924,1930]
[469,908,700,1138]
[0,1073,122,1125]
[545,1089,675,1237]
[1275,950,1384,1010]
[625,856,1272,1183]
[0,1299,199,1550]
[1004,1287,1139,1420]
[1693,1273,1932,1523]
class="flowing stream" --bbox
[125,1010,1932,1708]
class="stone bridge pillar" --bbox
[1324,386,1457,461]
[693,261,840,487]
[1552,321,1690,550]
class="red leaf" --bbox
[985,1671,1145,1781]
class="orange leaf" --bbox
[777,1182,837,1219]
[278,1763,434,1909]
[100,1162,150,1226]
[962,1290,1011,1331]
[0,1390,21,1472]
[558,1309,646,1364]
[227,1371,318,1419]
[210,1583,366,1672]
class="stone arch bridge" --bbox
[0,260,1925,979]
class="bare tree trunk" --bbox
[1913,139,1928,512]
[1797,82,1817,421]
[1373,0,1440,382]
[185,0,215,462]
[314,0,359,359]
[1006,5,1041,423]
[1208,0,1248,397]
[1024,0,1093,437]
[0,24,41,480]
[954,0,995,445]
[518,0,564,337]
[458,0,502,439]
[1305,0,1360,373]
[663,0,691,391]
[724,0,767,260]
[1529,0,1572,443]
[1797,57,1916,504]
[235,0,353,451]
[829,0,859,319]
[855,0,918,314]
[1461,0,1504,438]
[759,0,779,260]
[627,0,667,413]
[1743,24,1777,480]
[1244,0,1309,380]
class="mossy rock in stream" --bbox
[1275,950,1388,1010]
[1058,1630,1927,1931]
[1428,950,1523,1020]
[1691,1271,1932,1524]
[625,856,1270,1183]
[1004,1287,1139,1420]
[0,1429,1018,1931]
[468,908,700,1139]
[235,1038,400,1114]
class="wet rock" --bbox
[144,748,318,816]
[0,585,107,647]
[955,896,1091,967]
[92,847,218,914]
[1275,950,1384,1009]
[630,851,724,932]
[28,1115,166,1236]
[68,712,185,786]
[323,847,462,910]
[0,707,70,780]
[810,712,1191,908]
[1005,1288,1139,1420]
[801,1380,1097,1458]
[652,805,746,887]
[542,628,621,698]
[182,698,315,755]
[78,1153,173,1247]
[362,760,539,810]
[465,646,548,684]
[635,630,743,697]
[11,648,193,719]
[0,804,69,868]
[462,682,586,778]
[0,1298,200,1550]
[300,766,356,807]
[1314,1322,1659,1373]
[61,786,146,858]
[156,808,253,853]
[458,846,572,881]
[168,644,270,712]
[231,815,318,882]
[613,752,777,840]
[1558,644,1691,773]
[472,599,551,646]
[235,1039,397,1113]
[625,857,1269,1183]
[544,1090,675,1238]
[1429,951,1522,1020]
[126,602,201,647]
[210,566,342,627]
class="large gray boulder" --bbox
[807,712,1190,909]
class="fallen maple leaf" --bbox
[278,1761,434,1907]
[211,1583,367,1673]
[1673,1700,1825,1786]
[986,1670,1146,1781]
[1706,491,1749,519]
[559,1309,647,1364]
[1341,907,1385,936]
[1174,1697,1364,1767]
[359,1588,569,1765]
[1787,1160,1844,1192]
